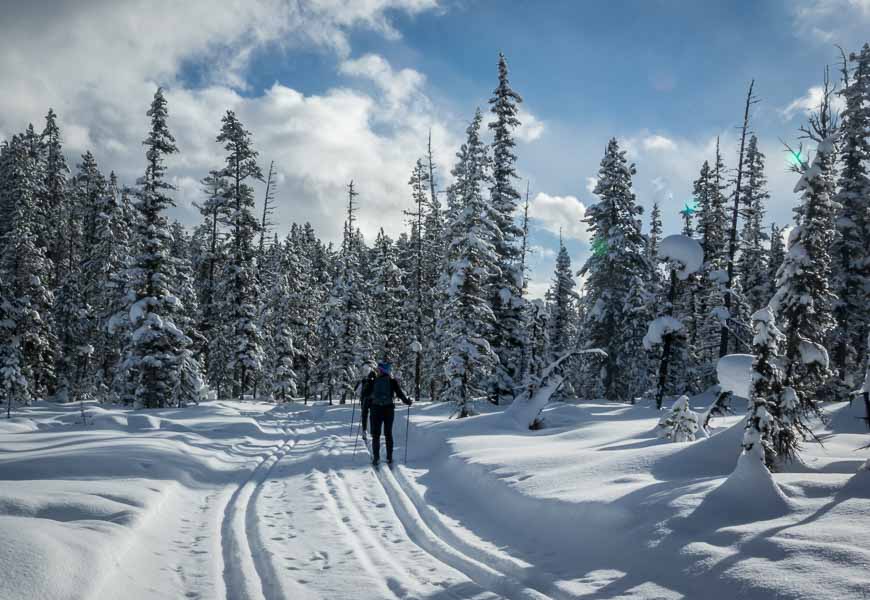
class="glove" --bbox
[402,398,412,406]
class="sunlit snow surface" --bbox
[1,398,868,599]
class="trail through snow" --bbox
[2,399,869,599]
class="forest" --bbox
[2,44,870,472]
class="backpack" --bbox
[371,375,393,406]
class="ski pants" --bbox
[369,404,395,461]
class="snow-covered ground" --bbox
[1,398,869,599]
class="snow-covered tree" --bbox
[372,229,407,371]
[645,235,704,408]
[215,110,264,399]
[39,109,70,288]
[120,88,190,408]
[578,138,654,401]
[737,135,771,314]
[0,133,56,402]
[317,182,373,404]
[772,130,837,411]
[487,52,526,404]
[646,201,663,263]
[830,44,870,388]
[745,307,795,466]
[546,236,578,360]
[442,109,499,417]
[657,395,701,442]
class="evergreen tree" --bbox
[372,229,407,371]
[772,131,837,412]
[39,109,70,288]
[120,88,189,408]
[744,307,801,467]
[768,223,786,301]
[54,152,105,402]
[317,182,372,404]
[215,110,264,399]
[86,173,131,398]
[442,109,499,417]
[546,236,578,360]
[578,138,653,401]
[737,135,771,314]
[422,136,447,401]
[0,134,56,401]
[830,44,870,387]
[646,201,663,263]
[487,52,526,404]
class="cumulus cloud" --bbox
[780,85,847,121]
[791,0,870,45]
[0,0,452,245]
[528,192,588,242]
[515,109,545,142]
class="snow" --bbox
[1,399,868,600]
[799,339,830,368]
[717,353,754,400]
[642,316,684,350]
[658,234,703,280]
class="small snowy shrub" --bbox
[657,395,700,442]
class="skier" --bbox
[367,362,411,466]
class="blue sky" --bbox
[1,0,868,296]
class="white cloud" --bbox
[0,0,452,245]
[528,192,588,242]
[528,245,556,259]
[792,0,870,44]
[515,109,545,142]
[780,85,847,121]
[642,134,677,152]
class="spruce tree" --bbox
[546,236,578,361]
[215,110,264,399]
[737,135,771,314]
[317,182,372,404]
[830,44,870,387]
[39,109,70,288]
[442,109,499,417]
[372,229,407,371]
[772,129,837,412]
[578,138,653,401]
[647,201,663,263]
[121,88,189,408]
[487,52,526,404]
[0,134,56,402]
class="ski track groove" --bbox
[220,408,297,600]
[374,462,553,600]
[388,466,575,600]
[315,469,400,599]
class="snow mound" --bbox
[658,234,703,280]
[692,452,790,524]
[717,354,754,400]
[127,414,161,431]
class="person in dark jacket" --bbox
[367,361,411,465]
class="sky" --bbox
[1,0,869,298]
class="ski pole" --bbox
[349,394,356,438]
[352,415,361,459]
[404,402,411,464]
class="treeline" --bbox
[1,45,869,447]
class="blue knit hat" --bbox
[377,362,392,375]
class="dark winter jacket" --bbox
[363,373,411,408]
